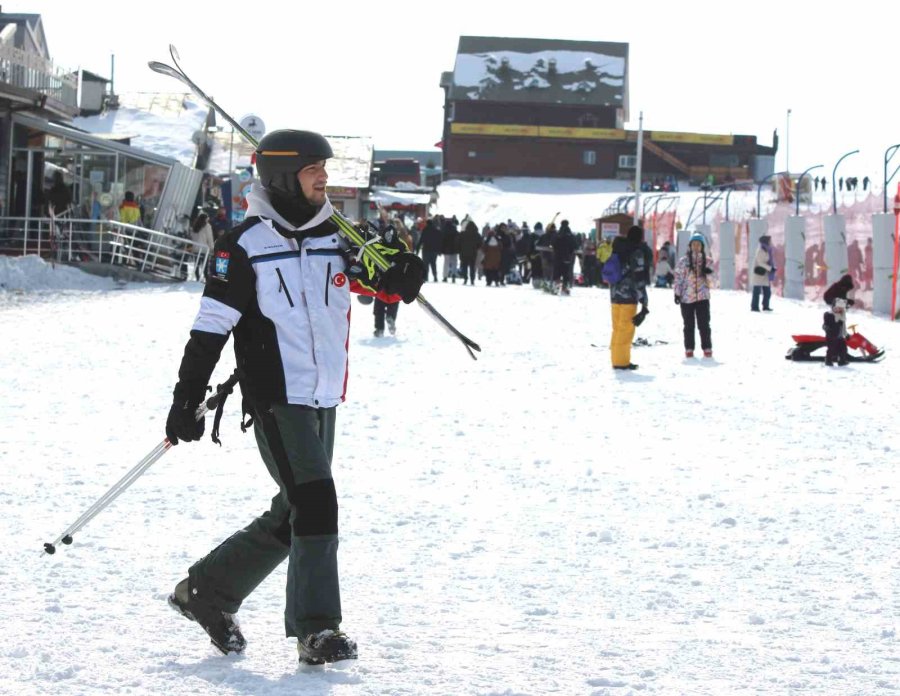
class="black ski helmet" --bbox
[255,129,333,198]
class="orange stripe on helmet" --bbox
[257,150,300,156]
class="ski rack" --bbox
[149,46,480,360]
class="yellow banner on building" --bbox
[451,123,625,140]
[451,123,538,136]
[651,131,734,146]
[539,126,625,140]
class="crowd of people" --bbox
[373,213,628,296]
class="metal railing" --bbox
[0,216,211,281]
[0,41,78,108]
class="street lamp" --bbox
[796,165,823,216]
[724,184,737,221]
[641,193,665,219]
[832,149,859,214]
[786,108,792,173]
[883,144,900,213]
[757,170,788,219]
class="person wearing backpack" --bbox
[673,232,714,358]
[607,225,650,370]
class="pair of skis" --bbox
[149,46,480,360]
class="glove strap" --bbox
[210,379,236,446]
[355,233,383,262]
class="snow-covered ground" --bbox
[2,257,900,695]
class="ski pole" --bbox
[43,369,243,555]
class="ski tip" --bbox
[169,44,180,61]
[148,61,176,76]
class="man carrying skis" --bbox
[164,129,424,665]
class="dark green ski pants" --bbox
[188,403,341,638]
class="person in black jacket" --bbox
[515,222,532,282]
[163,130,422,666]
[458,220,481,285]
[440,217,460,282]
[535,224,556,291]
[551,220,577,295]
[416,215,442,282]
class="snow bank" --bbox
[0,255,121,292]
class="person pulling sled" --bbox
[785,273,884,363]
[822,274,854,366]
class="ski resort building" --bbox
[0,14,202,230]
[440,36,777,185]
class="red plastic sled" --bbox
[786,324,885,362]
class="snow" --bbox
[0,255,121,293]
[2,248,900,695]
[75,92,209,167]
[454,49,625,88]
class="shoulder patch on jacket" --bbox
[213,250,230,280]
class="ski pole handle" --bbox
[200,369,243,417]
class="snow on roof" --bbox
[73,92,209,167]
[370,187,432,207]
[324,135,373,188]
[450,36,628,107]
[74,93,373,183]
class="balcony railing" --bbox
[0,40,77,108]
[0,217,211,282]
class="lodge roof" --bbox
[447,36,628,111]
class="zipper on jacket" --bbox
[275,267,294,307]
[325,262,331,306]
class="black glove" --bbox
[381,252,425,303]
[633,306,649,326]
[674,296,681,305]
[702,266,713,275]
[166,401,204,445]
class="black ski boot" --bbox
[168,577,247,654]
[297,629,358,665]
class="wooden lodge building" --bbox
[440,36,777,185]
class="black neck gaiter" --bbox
[269,189,319,229]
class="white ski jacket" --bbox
[176,186,359,408]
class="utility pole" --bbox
[786,108,792,173]
[633,111,643,225]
